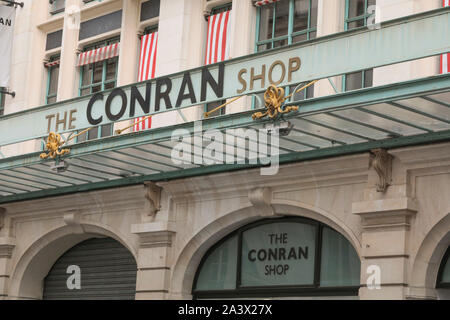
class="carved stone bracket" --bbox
[370,149,393,193]
[0,238,16,259]
[248,187,276,217]
[63,209,84,234]
[144,182,162,217]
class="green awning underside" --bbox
[0,74,449,204]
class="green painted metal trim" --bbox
[325,112,401,137]
[389,101,450,124]
[2,73,450,172]
[300,117,375,141]
[1,130,449,205]
[357,107,433,133]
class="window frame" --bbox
[342,68,373,92]
[344,0,375,31]
[77,37,120,142]
[255,0,318,53]
[78,37,120,97]
[45,55,60,105]
[192,217,361,299]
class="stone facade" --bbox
[0,142,449,299]
[0,0,448,300]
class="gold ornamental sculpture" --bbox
[39,132,70,159]
[39,128,92,160]
[252,80,318,120]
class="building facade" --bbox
[0,0,449,300]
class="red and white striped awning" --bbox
[77,42,120,67]
[253,0,281,7]
[44,60,60,68]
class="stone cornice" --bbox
[159,153,370,200]
[2,184,147,216]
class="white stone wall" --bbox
[0,143,449,299]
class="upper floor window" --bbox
[140,0,160,21]
[345,0,376,30]
[49,0,65,15]
[45,56,60,104]
[256,0,318,52]
[77,37,119,142]
[344,69,373,91]
[79,38,119,96]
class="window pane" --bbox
[310,0,318,28]
[92,85,102,93]
[293,33,307,43]
[364,69,373,88]
[81,65,91,87]
[47,96,57,104]
[88,126,99,140]
[258,43,271,52]
[77,131,87,143]
[320,227,360,287]
[241,222,317,287]
[345,71,363,91]
[293,0,309,33]
[348,19,365,29]
[259,4,274,42]
[195,236,238,291]
[48,67,59,96]
[92,61,103,83]
[106,58,117,81]
[274,1,290,38]
[441,253,450,284]
[348,0,366,19]
[101,124,112,137]
[273,39,288,48]
[290,83,314,101]
[104,82,115,90]
[80,88,91,96]
[206,100,226,117]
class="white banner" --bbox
[0,5,15,88]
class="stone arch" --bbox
[409,213,450,299]
[8,222,138,300]
[169,200,361,299]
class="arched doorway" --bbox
[43,237,137,300]
[436,246,450,300]
[192,217,360,299]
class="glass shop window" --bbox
[193,218,361,299]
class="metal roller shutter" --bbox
[43,237,137,300]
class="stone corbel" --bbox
[248,187,276,217]
[145,181,162,217]
[63,209,84,234]
[0,237,15,259]
[370,148,393,193]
